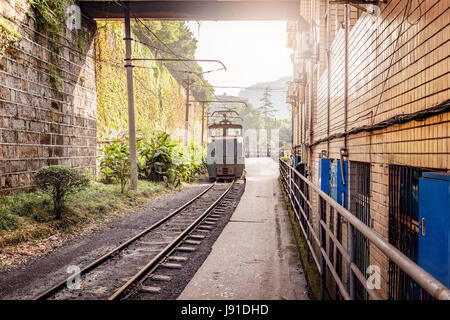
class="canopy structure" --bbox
[82,0,308,189]
[78,0,306,21]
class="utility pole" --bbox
[201,102,205,147]
[124,4,138,190]
[183,77,195,146]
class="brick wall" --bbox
[291,0,449,299]
[0,1,97,192]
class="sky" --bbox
[186,21,293,96]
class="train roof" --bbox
[208,123,243,129]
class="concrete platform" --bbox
[178,158,309,300]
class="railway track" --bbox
[34,181,236,300]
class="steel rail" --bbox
[33,183,215,300]
[108,181,235,300]
[279,160,450,300]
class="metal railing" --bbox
[279,159,450,300]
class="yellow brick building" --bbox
[287,0,449,299]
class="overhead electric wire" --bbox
[107,1,229,109]
[1,2,229,118]
[191,84,288,92]
[371,0,413,124]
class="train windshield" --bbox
[226,128,242,136]
[209,128,223,137]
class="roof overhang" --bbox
[77,1,306,22]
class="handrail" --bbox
[279,159,450,300]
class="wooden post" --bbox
[124,4,138,190]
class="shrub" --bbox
[137,132,207,186]
[175,142,207,183]
[34,166,90,219]
[139,132,180,186]
[98,139,130,192]
[98,132,207,189]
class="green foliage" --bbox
[96,22,189,143]
[277,118,293,147]
[0,180,168,247]
[49,68,62,91]
[132,20,214,102]
[34,165,90,219]
[96,132,207,188]
[139,132,180,186]
[0,17,22,56]
[0,190,52,223]
[230,101,264,130]
[98,132,206,192]
[176,142,207,183]
[137,132,206,187]
[98,139,131,193]
[228,101,292,147]
[30,0,70,36]
[29,0,72,91]
[0,210,19,231]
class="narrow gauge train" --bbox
[206,111,245,181]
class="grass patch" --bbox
[0,180,172,248]
[279,178,322,300]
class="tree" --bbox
[258,87,277,128]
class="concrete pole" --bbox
[201,102,205,147]
[124,5,138,190]
[291,102,295,149]
[184,77,191,146]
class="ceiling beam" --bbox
[78,1,302,20]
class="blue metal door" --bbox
[337,161,348,207]
[319,158,330,194]
[418,172,450,288]
[329,160,348,206]
[294,156,300,168]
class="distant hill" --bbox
[238,76,292,119]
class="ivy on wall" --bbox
[29,0,73,91]
[0,17,22,56]
[29,0,71,38]
[96,22,197,143]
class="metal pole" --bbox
[344,3,349,149]
[124,4,138,190]
[320,198,327,300]
[291,101,294,152]
[348,223,356,299]
[344,3,353,299]
[326,0,331,154]
[184,77,191,146]
[201,102,205,147]
[297,85,301,148]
